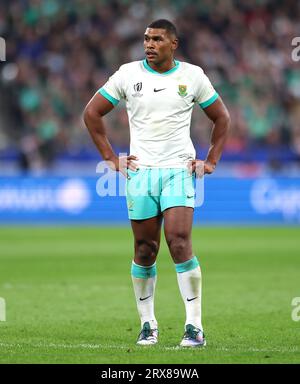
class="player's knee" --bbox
[135,239,159,262]
[166,234,190,257]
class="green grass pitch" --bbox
[0,226,299,364]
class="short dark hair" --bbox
[147,19,178,38]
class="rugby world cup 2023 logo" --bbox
[132,82,143,97]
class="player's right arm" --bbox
[83,92,138,178]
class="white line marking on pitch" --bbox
[0,342,127,350]
[0,342,299,353]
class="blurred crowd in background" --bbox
[0,0,300,171]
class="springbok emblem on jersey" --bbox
[178,84,187,97]
[132,82,143,97]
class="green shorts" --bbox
[126,168,196,220]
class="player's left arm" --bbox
[202,97,230,173]
[191,97,230,176]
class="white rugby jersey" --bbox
[99,59,218,168]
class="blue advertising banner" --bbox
[0,175,299,225]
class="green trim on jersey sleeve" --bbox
[143,59,180,75]
[98,88,119,106]
[199,92,219,109]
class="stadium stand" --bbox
[0,0,300,172]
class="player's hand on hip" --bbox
[118,155,139,179]
[188,159,216,178]
[188,160,204,178]
[204,160,216,174]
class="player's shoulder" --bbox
[118,61,143,73]
[180,61,205,76]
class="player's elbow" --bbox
[220,107,231,124]
[83,105,93,123]
[83,104,100,129]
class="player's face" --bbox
[144,28,178,64]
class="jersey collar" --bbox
[143,59,180,75]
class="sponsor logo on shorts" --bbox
[128,201,134,210]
